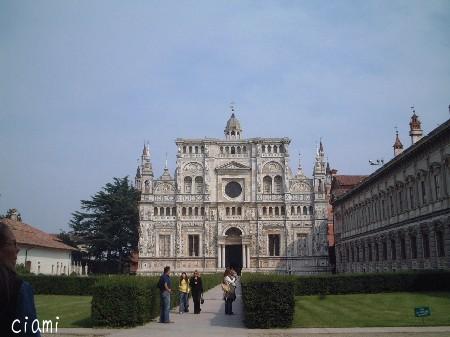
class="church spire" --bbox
[393,128,404,157]
[296,153,304,176]
[141,142,153,176]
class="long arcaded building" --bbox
[333,112,450,273]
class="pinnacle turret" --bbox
[409,108,423,145]
[224,107,243,140]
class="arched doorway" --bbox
[225,227,242,274]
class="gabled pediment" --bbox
[216,161,251,171]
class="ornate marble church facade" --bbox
[135,114,331,275]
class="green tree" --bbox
[70,177,139,272]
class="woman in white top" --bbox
[223,268,236,315]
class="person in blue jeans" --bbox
[159,266,173,323]
[178,272,190,314]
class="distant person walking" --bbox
[222,268,236,315]
[190,270,203,314]
[0,222,41,337]
[158,266,173,323]
[178,272,190,314]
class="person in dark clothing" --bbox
[189,270,203,314]
[0,222,41,337]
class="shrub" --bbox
[241,274,295,328]
[294,271,450,295]
[91,275,158,327]
[21,274,99,295]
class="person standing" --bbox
[189,270,203,314]
[0,222,41,337]
[223,268,236,315]
[158,266,173,323]
[178,272,190,314]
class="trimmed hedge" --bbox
[92,276,157,327]
[21,274,99,295]
[241,271,450,328]
[92,273,223,327]
[241,274,295,328]
[294,271,450,295]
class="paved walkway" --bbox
[51,282,450,337]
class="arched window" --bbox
[243,146,247,153]
[184,176,192,193]
[232,207,236,215]
[182,207,186,216]
[195,176,203,194]
[262,145,266,153]
[154,207,158,216]
[183,146,186,153]
[297,206,301,214]
[263,176,272,194]
[275,207,279,216]
[226,207,230,216]
[172,207,177,216]
[189,146,193,154]
[220,146,223,153]
[281,206,285,215]
[274,146,278,153]
[194,207,199,216]
[291,206,294,214]
[309,206,314,215]
[237,207,242,215]
[237,146,241,154]
[263,207,267,215]
[188,207,193,216]
[269,207,273,216]
[303,206,308,215]
[318,179,322,192]
[231,146,235,154]
[195,146,199,154]
[165,207,170,216]
[201,207,205,216]
[274,175,283,193]
[160,207,164,215]
[267,145,272,153]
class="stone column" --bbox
[221,245,226,268]
[218,244,222,269]
[242,245,246,268]
[246,245,250,268]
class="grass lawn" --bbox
[293,292,450,328]
[35,295,92,328]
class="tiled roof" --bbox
[331,175,368,198]
[1,218,76,251]
[334,175,367,187]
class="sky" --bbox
[1,0,449,233]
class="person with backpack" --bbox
[158,266,173,323]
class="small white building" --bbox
[1,218,76,275]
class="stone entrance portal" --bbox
[225,244,243,274]
[218,227,250,273]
